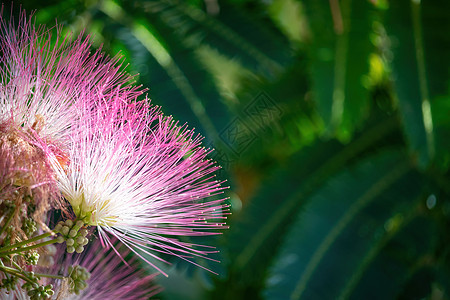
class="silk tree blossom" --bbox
[0,7,227,289]
[0,9,137,151]
[0,8,147,254]
[0,9,142,219]
[51,79,228,275]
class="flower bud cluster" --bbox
[54,220,89,254]
[22,218,37,237]
[23,250,40,265]
[26,284,54,300]
[68,265,91,295]
[0,275,18,291]
[21,272,54,299]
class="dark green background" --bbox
[10,0,450,299]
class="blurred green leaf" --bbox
[213,117,397,299]
[143,0,289,75]
[385,0,450,167]
[268,0,308,46]
[98,0,223,142]
[302,0,374,141]
[195,45,254,103]
[263,150,433,299]
[431,95,450,171]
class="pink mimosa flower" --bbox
[0,7,228,278]
[0,8,140,214]
[0,9,134,151]
[52,58,228,276]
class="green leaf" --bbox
[139,0,290,77]
[267,0,308,45]
[303,0,374,141]
[263,150,434,300]
[431,95,450,171]
[97,0,222,141]
[212,117,397,299]
[384,0,450,167]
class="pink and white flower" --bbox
[0,10,135,150]
[0,9,140,211]
[51,58,228,276]
[0,6,228,279]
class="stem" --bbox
[12,255,66,280]
[11,260,23,271]
[0,265,35,284]
[0,259,10,280]
[34,273,66,280]
[0,238,58,256]
[1,259,65,287]
[0,205,17,237]
[0,232,52,253]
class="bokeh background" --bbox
[10,0,450,299]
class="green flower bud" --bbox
[61,226,70,236]
[69,229,77,238]
[75,220,84,230]
[54,223,63,232]
[76,236,85,244]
